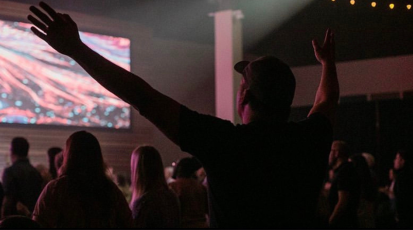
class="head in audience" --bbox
[329,140,350,169]
[35,164,53,188]
[350,154,376,200]
[394,150,411,171]
[196,167,207,184]
[173,157,202,179]
[130,145,167,202]
[54,152,64,176]
[116,174,128,187]
[47,147,62,179]
[60,131,108,178]
[235,56,296,123]
[361,152,375,169]
[10,137,29,163]
[164,166,175,184]
[0,215,40,228]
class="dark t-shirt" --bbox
[179,106,333,228]
[394,167,413,227]
[328,161,361,227]
[2,159,43,214]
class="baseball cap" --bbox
[234,56,296,109]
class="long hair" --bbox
[59,131,114,221]
[60,131,108,178]
[130,145,167,203]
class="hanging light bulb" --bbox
[407,4,412,10]
[371,2,377,7]
[350,0,356,5]
[389,3,395,9]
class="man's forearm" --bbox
[329,199,348,225]
[69,43,154,111]
[314,62,339,106]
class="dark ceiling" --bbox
[5,0,413,67]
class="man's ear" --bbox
[400,158,406,167]
[241,89,252,105]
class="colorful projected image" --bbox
[0,20,131,129]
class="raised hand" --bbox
[312,28,335,65]
[28,1,83,56]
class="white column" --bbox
[213,10,244,124]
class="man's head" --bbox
[329,140,350,168]
[394,150,410,171]
[10,137,30,160]
[234,56,296,122]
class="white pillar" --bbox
[213,10,243,124]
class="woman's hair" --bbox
[59,131,115,220]
[60,131,107,178]
[130,145,167,202]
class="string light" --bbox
[329,0,412,11]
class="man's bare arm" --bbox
[328,190,350,226]
[308,29,339,125]
[28,2,181,144]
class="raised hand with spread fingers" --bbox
[28,2,82,56]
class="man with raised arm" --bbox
[28,2,339,228]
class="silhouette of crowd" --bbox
[0,1,411,228]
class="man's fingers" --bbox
[29,6,53,26]
[323,28,331,46]
[312,39,320,51]
[31,26,48,42]
[39,1,59,21]
[331,32,336,58]
[27,15,48,33]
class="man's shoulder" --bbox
[2,165,13,177]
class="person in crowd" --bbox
[195,166,207,185]
[47,147,62,179]
[328,141,361,228]
[164,166,175,184]
[1,137,43,218]
[376,168,397,228]
[350,154,377,228]
[130,146,180,228]
[0,183,3,216]
[35,164,53,189]
[54,151,64,175]
[28,3,338,227]
[115,173,132,203]
[129,146,180,228]
[32,131,133,228]
[0,215,41,228]
[393,150,413,228]
[169,157,208,228]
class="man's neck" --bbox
[11,155,28,164]
[241,106,286,124]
